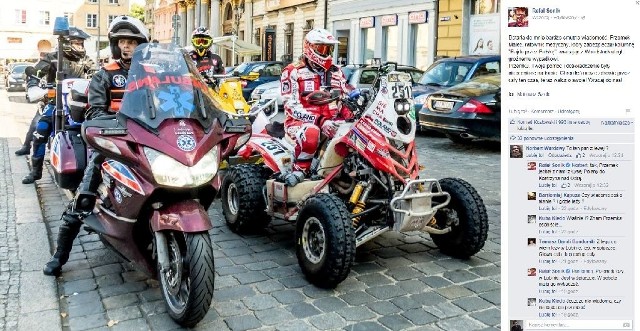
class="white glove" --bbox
[27,86,47,103]
[321,120,341,138]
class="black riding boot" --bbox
[73,153,105,212]
[14,145,30,156]
[22,157,44,184]
[43,212,82,276]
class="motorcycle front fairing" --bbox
[82,43,236,218]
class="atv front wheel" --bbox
[295,194,355,288]
[221,164,270,233]
[430,177,488,258]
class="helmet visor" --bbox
[311,43,334,57]
[192,37,212,48]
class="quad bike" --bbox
[220,63,489,288]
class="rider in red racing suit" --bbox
[280,28,354,186]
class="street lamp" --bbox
[96,0,101,65]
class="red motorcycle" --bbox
[80,44,251,326]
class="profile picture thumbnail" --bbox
[527,191,536,200]
[527,161,537,170]
[508,7,529,27]
[528,215,536,223]
[510,145,523,158]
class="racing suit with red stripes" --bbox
[281,59,353,173]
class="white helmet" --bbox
[303,28,339,71]
[108,16,150,60]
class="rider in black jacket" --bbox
[43,16,149,276]
[19,27,94,185]
[188,27,224,85]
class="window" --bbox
[410,23,429,70]
[284,23,294,56]
[382,26,398,62]
[64,12,74,25]
[108,15,117,25]
[108,0,119,4]
[86,14,97,28]
[361,28,374,63]
[15,10,27,24]
[40,11,50,25]
[88,0,97,3]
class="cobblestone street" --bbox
[3,87,501,330]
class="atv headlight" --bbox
[143,146,219,188]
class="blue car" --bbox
[231,61,285,100]
[412,55,500,125]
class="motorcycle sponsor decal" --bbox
[127,75,208,92]
[357,118,384,140]
[380,77,388,88]
[158,86,195,116]
[372,100,387,118]
[114,188,123,203]
[102,160,145,195]
[367,141,376,152]
[174,120,195,135]
[51,134,61,171]
[304,81,315,92]
[176,134,197,151]
[292,109,317,123]
[112,75,127,88]
[116,186,133,198]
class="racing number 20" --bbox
[391,84,412,99]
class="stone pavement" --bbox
[2,86,502,331]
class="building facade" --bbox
[437,0,500,57]
[327,0,436,71]
[75,0,132,61]
[0,0,85,62]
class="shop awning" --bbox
[211,36,262,57]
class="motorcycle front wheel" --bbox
[158,231,215,327]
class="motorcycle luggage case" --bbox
[51,130,88,190]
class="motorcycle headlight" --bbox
[143,146,219,188]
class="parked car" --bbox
[250,80,283,110]
[412,55,500,123]
[4,64,30,92]
[232,61,284,100]
[342,64,423,91]
[418,73,501,144]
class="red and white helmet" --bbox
[303,28,339,71]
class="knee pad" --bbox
[295,124,321,156]
[34,119,52,144]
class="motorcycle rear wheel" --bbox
[158,231,215,327]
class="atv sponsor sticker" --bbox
[114,188,123,203]
[174,120,195,135]
[176,134,196,151]
[292,109,317,122]
[304,81,315,92]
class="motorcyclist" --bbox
[279,28,354,186]
[43,16,149,276]
[20,27,94,182]
[188,27,224,85]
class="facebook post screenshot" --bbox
[504,0,638,330]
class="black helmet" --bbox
[107,16,149,60]
[62,27,91,61]
[191,27,213,56]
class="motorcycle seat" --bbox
[265,121,285,139]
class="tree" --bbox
[130,4,145,23]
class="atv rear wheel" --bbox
[221,164,270,233]
[430,177,488,258]
[295,194,355,289]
